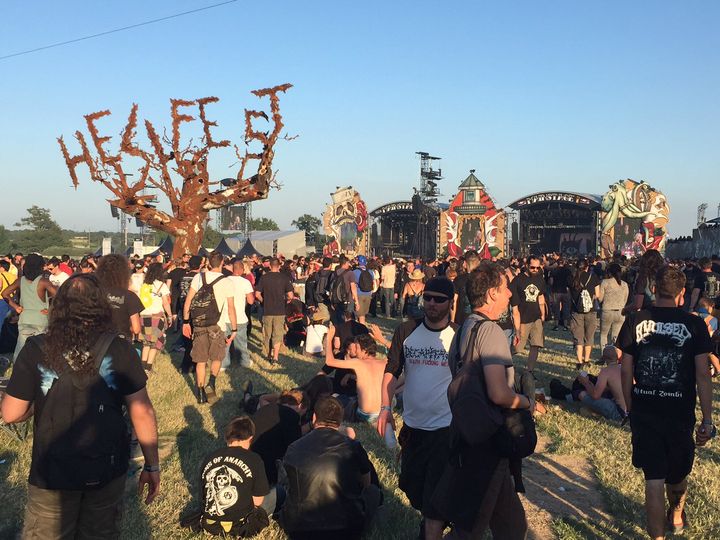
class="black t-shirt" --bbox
[179,270,198,305]
[104,287,143,338]
[550,266,572,293]
[251,404,302,485]
[452,273,471,325]
[570,271,601,313]
[694,272,720,306]
[281,428,372,533]
[633,274,656,309]
[6,335,147,487]
[617,306,712,424]
[167,267,188,299]
[256,271,293,316]
[199,446,269,522]
[509,273,546,323]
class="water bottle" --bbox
[384,426,397,449]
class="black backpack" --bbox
[33,332,129,490]
[448,319,537,460]
[190,273,226,327]
[314,269,332,304]
[329,270,349,305]
[358,269,374,292]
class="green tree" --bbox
[202,225,224,248]
[249,217,279,231]
[0,225,9,253]
[14,206,66,253]
[291,214,322,244]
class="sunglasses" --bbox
[529,266,541,270]
[422,293,449,304]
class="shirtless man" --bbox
[324,333,387,423]
[577,345,627,421]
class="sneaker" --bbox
[205,385,218,404]
[196,386,208,404]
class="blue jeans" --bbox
[0,300,10,325]
[222,323,250,368]
[581,394,623,421]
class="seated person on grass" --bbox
[324,333,387,423]
[692,297,720,376]
[198,416,273,538]
[284,295,308,351]
[279,396,382,540]
[251,389,307,485]
[304,310,329,357]
[321,310,369,399]
[576,345,628,421]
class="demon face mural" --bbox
[600,179,670,257]
[323,187,368,256]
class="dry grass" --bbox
[2,319,720,539]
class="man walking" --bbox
[380,256,397,317]
[510,256,547,373]
[330,255,359,326]
[377,277,456,540]
[183,252,237,404]
[617,265,714,539]
[221,259,255,369]
[689,257,720,311]
[255,258,293,364]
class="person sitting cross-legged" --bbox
[198,416,273,538]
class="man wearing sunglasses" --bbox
[378,277,457,540]
[510,256,547,374]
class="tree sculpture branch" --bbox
[58,84,292,256]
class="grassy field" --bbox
[3,318,720,539]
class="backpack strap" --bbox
[201,273,208,287]
[451,318,489,374]
[91,332,119,371]
[209,275,226,286]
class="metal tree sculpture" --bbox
[58,83,292,257]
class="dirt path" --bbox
[520,436,611,539]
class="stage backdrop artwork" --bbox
[600,179,670,257]
[323,187,368,256]
[440,171,505,259]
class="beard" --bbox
[425,305,450,324]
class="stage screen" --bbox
[220,205,247,233]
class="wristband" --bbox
[143,464,160,473]
[231,328,237,332]
[380,406,392,412]
[702,419,714,426]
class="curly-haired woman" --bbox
[1,273,160,538]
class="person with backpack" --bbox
[434,262,535,540]
[138,262,173,372]
[353,255,374,325]
[569,259,601,370]
[330,256,359,326]
[1,273,160,538]
[183,252,238,404]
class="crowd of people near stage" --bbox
[0,246,718,539]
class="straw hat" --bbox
[409,269,425,281]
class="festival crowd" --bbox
[0,246,718,540]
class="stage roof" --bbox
[508,191,602,210]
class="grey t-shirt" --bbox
[600,278,629,311]
[449,313,514,388]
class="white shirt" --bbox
[381,264,396,289]
[129,272,145,294]
[49,271,70,287]
[219,275,254,327]
[190,271,236,316]
[305,323,329,354]
[140,280,170,316]
[401,323,456,430]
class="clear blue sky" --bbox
[1,0,718,237]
